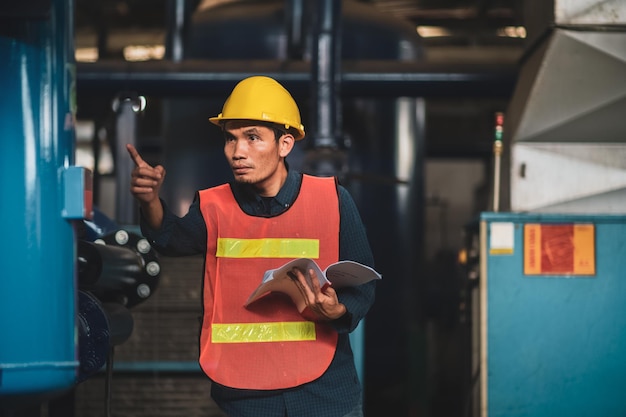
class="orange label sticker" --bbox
[523,224,595,276]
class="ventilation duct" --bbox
[505,0,626,213]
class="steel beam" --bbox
[76,59,517,98]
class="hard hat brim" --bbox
[208,115,305,140]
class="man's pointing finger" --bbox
[126,143,146,167]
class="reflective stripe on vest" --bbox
[198,175,340,390]
[212,321,316,343]
[216,238,320,258]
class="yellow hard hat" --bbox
[209,76,305,140]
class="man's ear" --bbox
[279,133,295,157]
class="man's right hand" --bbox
[127,144,165,229]
[127,143,165,204]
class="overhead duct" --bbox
[505,0,626,213]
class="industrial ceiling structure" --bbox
[75,0,525,51]
[74,0,526,72]
[73,0,526,157]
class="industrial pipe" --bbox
[76,60,517,98]
[310,0,342,148]
[79,230,161,308]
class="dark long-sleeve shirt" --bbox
[140,170,376,417]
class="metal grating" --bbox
[75,255,227,416]
[114,255,205,362]
[74,375,226,417]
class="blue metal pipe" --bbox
[0,0,80,400]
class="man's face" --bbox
[223,120,294,196]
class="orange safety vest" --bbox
[198,175,340,390]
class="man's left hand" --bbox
[290,267,347,321]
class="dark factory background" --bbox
[2,1,625,417]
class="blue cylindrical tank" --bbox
[0,0,79,401]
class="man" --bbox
[127,76,376,417]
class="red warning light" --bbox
[495,112,504,127]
